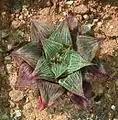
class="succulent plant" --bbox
[11,13,108,110]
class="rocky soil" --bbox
[0,0,118,120]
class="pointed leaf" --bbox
[38,80,65,110]
[65,11,78,31]
[76,35,100,61]
[11,55,24,66]
[83,70,94,82]
[68,50,92,74]
[70,94,89,108]
[15,62,37,90]
[31,20,52,42]
[42,39,63,59]
[11,42,42,68]
[51,63,68,78]
[50,21,72,46]
[33,56,55,81]
[83,80,92,99]
[59,71,84,97]
[65,12,79,51]
[87,60,108,78]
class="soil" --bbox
[0,0,118,120]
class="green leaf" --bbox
[52,63,67,78]
[51,49,71,78]
[76,35,99,61]
[42,39,63,59]
[34,57,55,81]
[50,21,72,46]
[59,71,84,96]
[11,41,42,68]
[68,50,92,74]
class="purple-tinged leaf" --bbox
[83,80,92,99]
[15,62,37,90]
[37,80,65,110]
[69,93,89,108]
[83,71,94,82]
[12,55,24,66]
[31,20,52,42]
[65,11,78,31]
[87,60,108,78]
[76,35,100,62]
[11,41,42,68]
[64,11,80,50]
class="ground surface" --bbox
[0,0,118,120]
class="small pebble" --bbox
[25,97,29,103]
[2,12,6,15]
[28,14,31,18]
[9,90,24,102]
[11,20,20,29]
[21,20,25,24]
[10,100,16,108]
[93,19,99,22]
[19,15,23,20]
[14,110,22,119]
[97,22,102,27]
[74,4,89,14]
[15,14,19,18]
[83,14,89,20]
[111,105,116,111]
[66,1,74,5]
[113,118,118,120]
[7,44,13,51]
[109,25,113,29]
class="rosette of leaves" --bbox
[11,15,108,110]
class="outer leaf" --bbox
[11,41,42,68]
[68,50,92,74]
[15,62,37,90]
[87,60,108,78]
[33,56,55,81]
[76,35,99,62]
[59,71,84,97]
[50,20,72,46]
[83,71,93,82]
[37,80,65,110]
[83,80,92,99]
[65,12,79,51]
[69,94,89,108]
[65,12,78,31]
[42,39,63,59]
[31,20,52,42]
